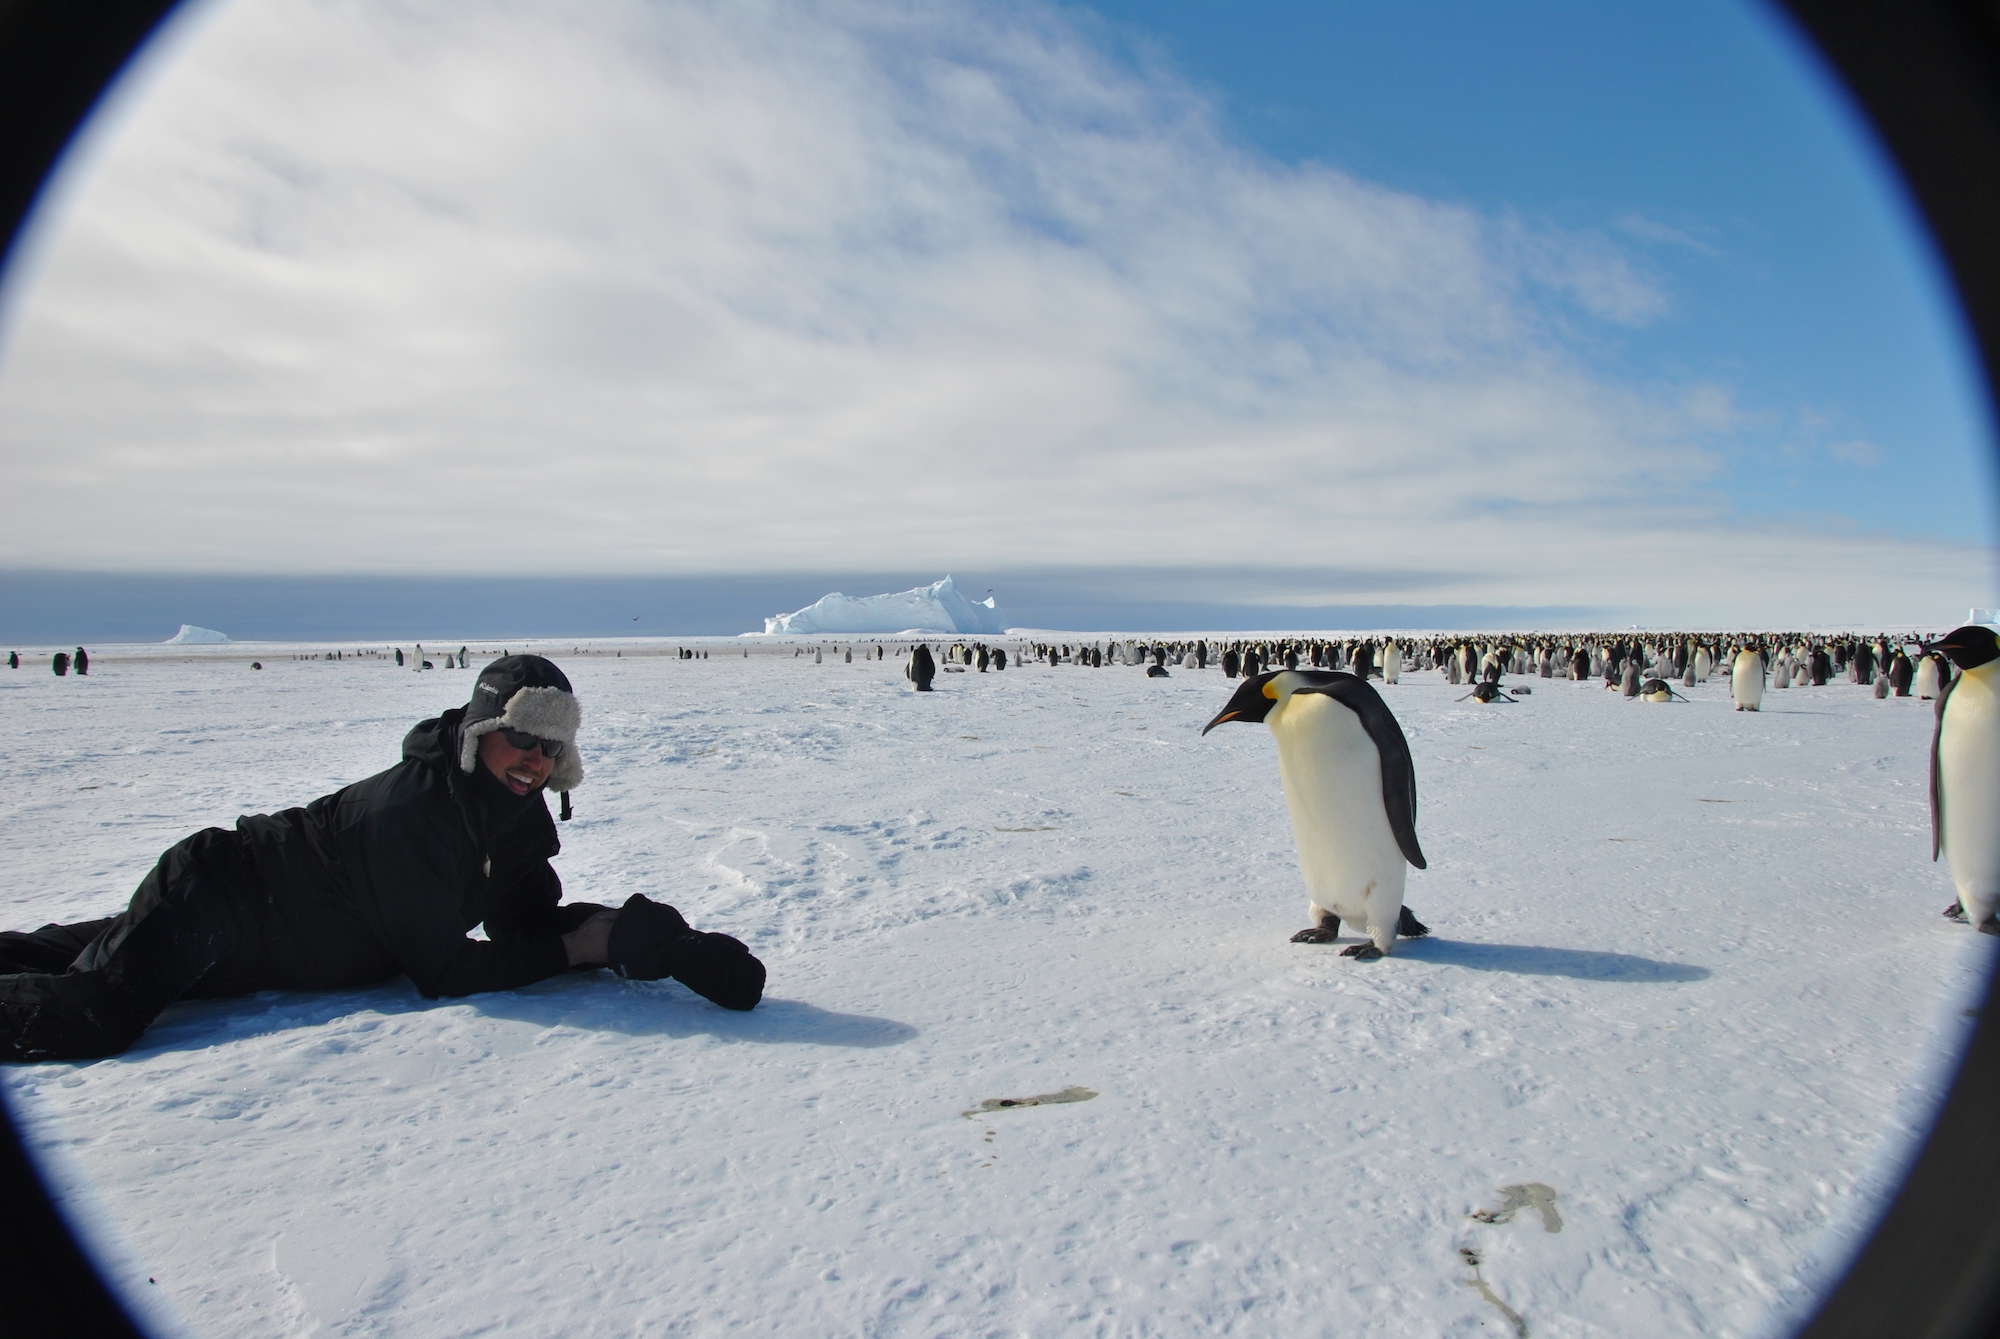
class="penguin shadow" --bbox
[1394,937,1710,983]
[470,976,922,1048]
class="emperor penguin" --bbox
[1927,625,2000,932]
[1381,640,1402,684]
[1201,670,1429,958]
[1916,651,1943,700]
[1731,646,1766,711]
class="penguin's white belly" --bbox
[1269,696,1407,925]
[1916,659,1941,699]
[1941,677,2000,908]
[1732,656,1764,708]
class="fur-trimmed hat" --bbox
[458,655,584,794]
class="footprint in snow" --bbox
[1470,1181,1563,1233]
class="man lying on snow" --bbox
[0,655,764,1063]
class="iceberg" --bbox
[165,624,232,644]
[761,576,1005,635]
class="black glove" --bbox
[607,894,765,1011]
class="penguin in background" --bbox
[1381,640,1401,684]
[1619,663,1641,697]
[1731,646,1766,711]
[1639,677,1690,703]
[906,643,936,692]
[1457,681,1513,704]
[1916,650,1947,700]
[1927,625,2000,932]
[1888,649,1915,697]
[1201,670,1429,958]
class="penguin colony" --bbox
[963,626,1983,951]
[815,625,1979,949]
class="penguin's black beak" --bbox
[1199,709,1243,735]
[1201,674,1277,734]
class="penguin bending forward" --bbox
[1927,625,2000,933]
[1202,670,1429,959]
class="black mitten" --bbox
[607,894,765,1010]
[606,894,692,980]
[667,930,765,1012]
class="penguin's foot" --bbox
[1397,906,1430,938]
[1290,926,1339,944]
[1341,943,1385,960]
[1981,919,2000,938]
[1944,902,1968,921]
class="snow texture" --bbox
[760,575,1004,635]
[1,635,1989,1339]
[163,625,231,645]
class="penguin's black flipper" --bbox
[1397,906,1429,938]
[1931,675,1958,860]
[1303,675,1427,870]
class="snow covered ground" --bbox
[2,637,1989,1338]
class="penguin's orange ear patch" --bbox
[1262,680,1279,699]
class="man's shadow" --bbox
[125,973,918,1058]
[472,974,920,1046]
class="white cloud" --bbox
[0,0,1984,626]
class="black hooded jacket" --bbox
[217,706,578,999]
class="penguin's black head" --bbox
[1200,671,1283,733]
[1923,625,2000,670]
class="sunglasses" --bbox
[499,728,568,759]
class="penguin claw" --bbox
[1944,902,1968,921]
[1981,919,2000,937]
[1340,943,1385,960]
[1290,927,1339,944]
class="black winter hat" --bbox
[458,655,585,793]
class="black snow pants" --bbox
[0,827,261,1062]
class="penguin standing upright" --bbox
[1731,647,1765,711]
[1381,640,1401,685]
[1201,670,1429,959]
[1888,649,1914,697]
[906,644,936,692]
[1927,625,2000,932]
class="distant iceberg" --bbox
[165,624,232,644]
[761,576,1005,635]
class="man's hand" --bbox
[605,893,765,1009]
[562,909,619,967]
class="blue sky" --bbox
[0,0,1992,637]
